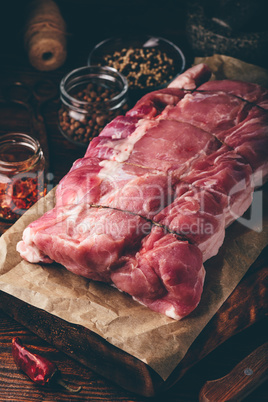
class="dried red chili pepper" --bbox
[12,337,81,393]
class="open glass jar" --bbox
[58,65,129,147]
[0,133,46,223]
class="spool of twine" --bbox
[24,0,67,71]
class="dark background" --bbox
[1,0,268,74]
[0,0,190,72]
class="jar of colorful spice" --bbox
[58,65,129,147]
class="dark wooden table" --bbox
[0,309,267,402]
[0,1,268,400]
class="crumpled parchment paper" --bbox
[0,55,267,381]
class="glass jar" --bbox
[0,133,46,223]
[58,65,129,147]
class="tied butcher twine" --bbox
[17,64,268,320]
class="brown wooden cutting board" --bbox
[0,246,267,397]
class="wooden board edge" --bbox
[0,291,163,397]
[164,246,268,390]
[1,246,267,397]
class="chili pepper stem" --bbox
[56,378,82,393]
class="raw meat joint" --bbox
[17,64,268,320]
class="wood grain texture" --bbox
[0,290,162,397]
[199,342,268,401]
[0,1,268,399]
[0,247,267,398]
[0,313,267,401]
[0,311,140,402]
[164,246,268,389]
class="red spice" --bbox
[12,337,81,392]
[0,177,46,222]
[0,133,47,222]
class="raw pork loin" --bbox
[17,64,268,320]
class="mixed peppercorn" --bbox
[59,47,176,146]
[59,82,128,145]
[100,47,176,89]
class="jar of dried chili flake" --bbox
[58,65,129,147]
[0,133,46,223]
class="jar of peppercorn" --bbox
[58,65,129,147]
[0,133,46,223]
